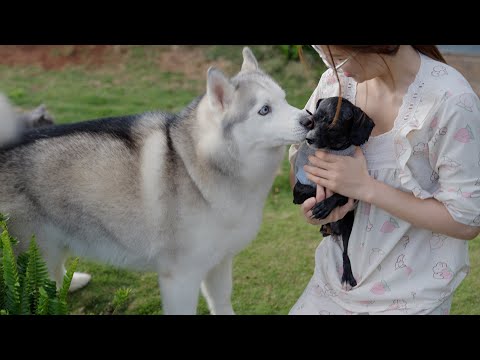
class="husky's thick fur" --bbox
[0,47,310,314]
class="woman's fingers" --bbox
[304,165,330,179]
[315,185,326,203]
[325,188,334,198]
[301,197,323,225]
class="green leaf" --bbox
[44,280,57,299]
[54,299,68,315]
[36,287,49,315]
[19,277,31,315]
[112,287,132,314]
[17,252,29,278]
[1,229,20,314]
[58,258,78,304]
[0,215,75,315]
[26,236,50,311]
[0,259,5,310]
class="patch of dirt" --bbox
[155,45,234,80]
[0,45,234,82]
[0,45,129,70]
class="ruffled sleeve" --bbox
[428,93,480,226]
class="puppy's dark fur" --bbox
[293,97,375,288]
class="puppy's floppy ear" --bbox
[315,98,325,110]
[350,107,375,145]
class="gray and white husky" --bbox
[0,47,310,314]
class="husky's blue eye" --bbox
[258,105,271,116]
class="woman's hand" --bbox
[304,147,374,202]
[301,184,356,225]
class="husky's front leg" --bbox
[201,256,235,315]
[158,272,202,315]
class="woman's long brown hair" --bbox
[322,45,446,125]
[330,45,446,63]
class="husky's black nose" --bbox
[300,116,314,130]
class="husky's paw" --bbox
[69,272,92,292]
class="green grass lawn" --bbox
[1,45,478,314]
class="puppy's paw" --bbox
[341,271,357,290]
[311,200,335,220]
[341,281,353,292]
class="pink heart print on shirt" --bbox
[380,217,399,233]
[453,125,474,143]
[370,280,391,295]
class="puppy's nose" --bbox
[300,116,314,130]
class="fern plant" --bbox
[0,213,78,315]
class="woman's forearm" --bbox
[364,179,480,240]
[289,167,296,190]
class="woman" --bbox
[289,45,480,315]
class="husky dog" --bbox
[0,47,311,315]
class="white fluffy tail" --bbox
[0,93,21,147]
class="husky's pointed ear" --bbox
[33,104,46,112]
[207,66,235,111]
[241,47,259,72]
[350,108,375,146]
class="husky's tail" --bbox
[0,94,21,147]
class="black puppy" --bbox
[293,96,375,289]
